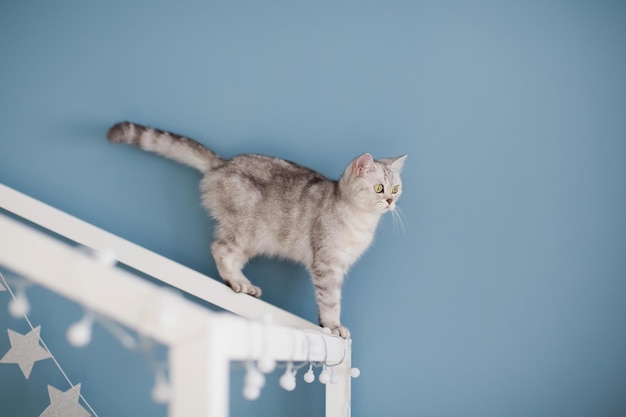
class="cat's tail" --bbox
[107,121,223,172]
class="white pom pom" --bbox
[257,356,276,374]
[151,377,171,404]
[245,365,265,389]
[243,384,261,400]
[279,371,296,391]
[318,367,330,384]
[67,318,93,348]
[350,367,361,378]
[8,293,29,317]
[243,362,265,400]
[303,365,315,383]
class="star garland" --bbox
[1,326,52,378]
[40,384,91,417]
[0,272,95,417]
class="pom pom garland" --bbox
[1,269,358,406]
[242,358,359,398]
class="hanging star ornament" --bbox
[40,384,91,417]
[0,326,52,378]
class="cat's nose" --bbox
[386,198,393,205]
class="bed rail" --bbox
[0,183,316,329]
[0,183,352,417]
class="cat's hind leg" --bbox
[211,240,261,297]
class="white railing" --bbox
[0,183,352,417]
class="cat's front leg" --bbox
[310,266,350,339]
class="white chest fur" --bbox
[334,211,380,269]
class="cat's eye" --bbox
[392,185,400,194]
[374,184,384,193]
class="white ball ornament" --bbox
[350,367,361,378]
[303,365,315,383]
[151,378,171,404]
[243,362,265,400]
[8,292,29,317]
[279,371,296,391]
[243,384,261,400]
[257,356,276,374]
[245,365,265,389]
[318,367,331,385]
[67,318,93,348]
[279,362,296,391]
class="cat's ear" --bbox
[353,153,375,177]
[390,155,407,173]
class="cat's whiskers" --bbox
[391,204,407,236]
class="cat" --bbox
[107,121,406,338]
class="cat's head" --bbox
[340,153,407,214]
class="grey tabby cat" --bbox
[107,121,406,338]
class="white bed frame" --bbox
[0,183,352,417]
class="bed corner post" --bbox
[169,321,230,417]
[326,339,352,417]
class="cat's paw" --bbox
[229,281,262,298]
[330,326,351,339]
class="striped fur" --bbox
[107,121,407,338]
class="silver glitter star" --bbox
[40,384,91,417]
[0,326,52,378]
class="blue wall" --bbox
[1,1,625,416]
